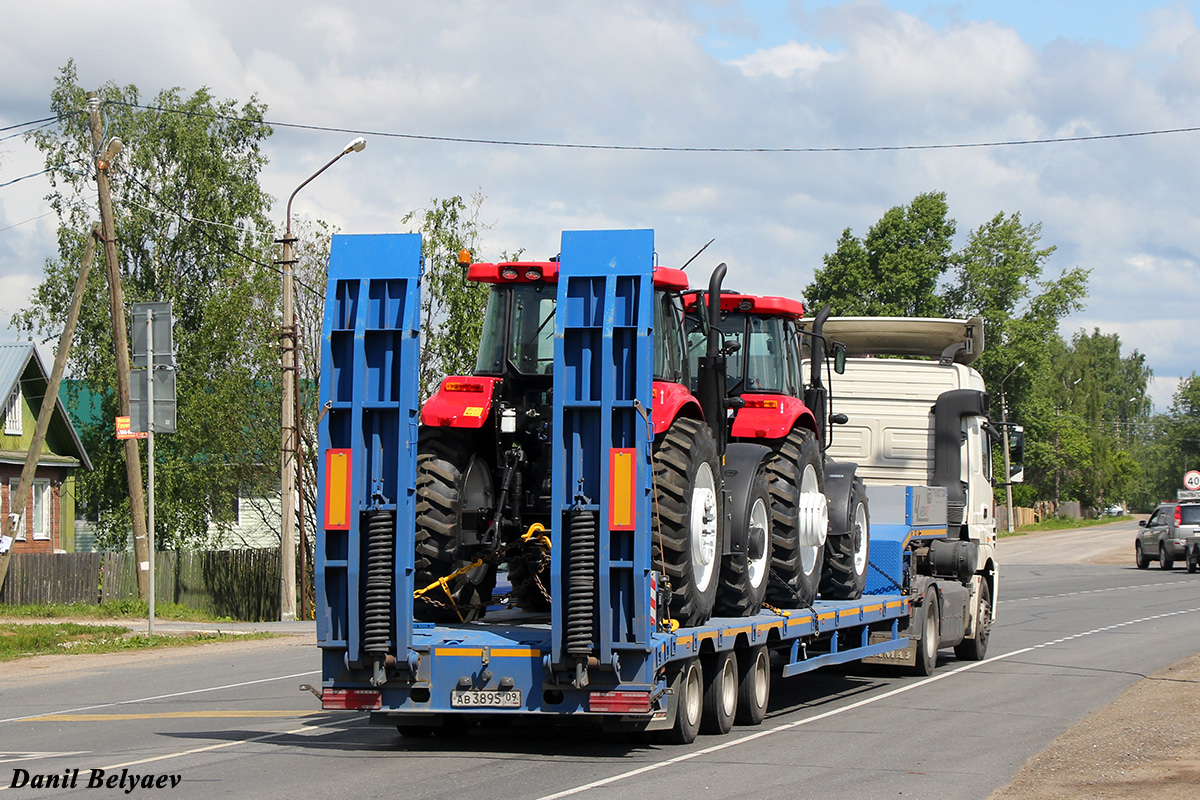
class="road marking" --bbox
[0,669,320,725]
[26,711,323,722]
[535,604,1200,800]
[0,752,89,765]
[1001,578,1196,605]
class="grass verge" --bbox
[0,621,274,661]
[1000,514,1134,537]
[0,599,231,622]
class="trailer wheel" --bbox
[414,429,497,622]
[913,589,940,677]
[763,429,825,609]
[653,418,723,627]
[735,645,770,726]
[1159,544,1175,570]
[821,477,870,600]
[700,650,738,735]
[1135,541,1150,569]
[663,658,704,745]
[954,578,991,661]
[715,468,771,616]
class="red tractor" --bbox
[414,255,758,627]
[684,292,869,606]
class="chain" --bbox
[867,557,905,594]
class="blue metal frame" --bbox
[316,233,422,676]
[550,229,655,670]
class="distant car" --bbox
[1136,502,1200,569]
[1102,504,1124,517]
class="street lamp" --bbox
[278,137,366,622]
[1000,361,1025,534]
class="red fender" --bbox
[731,394,817,442]
[651,380,703,435]
[420,376,500,428]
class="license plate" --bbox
[451,689,522,708]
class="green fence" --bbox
[0,550,285,621]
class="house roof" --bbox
[0,342,93,471]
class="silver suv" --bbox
[1136,502,1200,570]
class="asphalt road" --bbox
[3,521,1199,799]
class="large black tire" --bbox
[913,588,940,677]
[714,467,771,617]
[413,429,497,622]
[734,645,770,726]
[763,430,825,609]
[663,658,703,745]
[954,578,992,661]
[653,418,723,627]
[700,650,738,735]
[1135,541,1150,569]
[821,476,869,600]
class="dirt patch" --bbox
[990,653,1200,799]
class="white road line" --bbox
[536,604,1200,800]
[1001,578,1195,605]
[0,670,320,725]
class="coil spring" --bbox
[566,509,597,655]
[363,509,394,655]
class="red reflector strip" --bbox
[608,448,636,531]
[322,689,381,710]
[324,449,352,530]
[744,398,780,409]
[589,691,652,714]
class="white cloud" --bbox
[730,42,839,78]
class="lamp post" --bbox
[1000,361,1025,534]
[278,137,366,622]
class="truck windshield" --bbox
[474,285,556,376]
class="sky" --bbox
[0,0,1197,411]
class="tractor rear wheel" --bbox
[821,476,869,600]
[413,429,497,622]
[763,430,825,609]
[653,417,723,628]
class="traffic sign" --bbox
[1184,470,1200,491]
[1178,489,1200,500]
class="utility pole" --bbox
[0,229,100,593]
[279,228,298,622]
[88,92,150,598]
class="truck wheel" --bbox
[913,589,940,677]
[1159,544,1174,570]
[763,430,825,609]
[954,578,991,661]
[653,418,723,627]
[735,645,770,726]
[715,468,771,616]
[1135,541,1150,569]
[701,650,738,735]
[663,658,703,745]
[414,429,497,622]
[821,477,870,600]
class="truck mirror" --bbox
[1008,425,1025,484]
[833,342,846,375]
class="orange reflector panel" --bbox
[324,449,352,530]
[609,448,636,531]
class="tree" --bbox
[17,61,278,549]
[805,191,955,316]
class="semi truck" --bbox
[312,230,1010,741]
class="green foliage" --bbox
[0,622,271,661]
[806,191,955,316]
[0,599,227,621]
[17,61,278,550]
[1136,374,1200,508]
[404,193,492,399]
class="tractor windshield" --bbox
[686,313,792,395]
[474,284,556,376]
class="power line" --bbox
[108,100,1200,154]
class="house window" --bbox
[4,388,22,436]
[8,479,51,541]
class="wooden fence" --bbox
[0,549,283,621]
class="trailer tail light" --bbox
[324,449,353,530]
[588,691,652,714]
[322,688,381,710]
[608,448,636,531]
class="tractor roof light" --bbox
[500,266,520,280]
[524,266,543,281]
